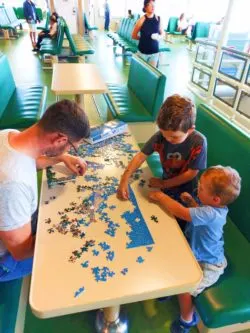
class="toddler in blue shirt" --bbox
[149,165,241,333]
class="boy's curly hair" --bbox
[203,166,241,205]
[157,94,196,132]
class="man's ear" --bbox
[49,132,68,145]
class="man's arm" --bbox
[0,223,34,260]
[36,154,87,176]
[148,191,192,222]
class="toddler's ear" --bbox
[213,196,221,205]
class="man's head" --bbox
[37,99,90,157]
[157,94,196,144]
[198,166,241,206]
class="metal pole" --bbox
[78,0,84,36]
[207,0,235,101]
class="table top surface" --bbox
[30,132,202,319]
[51,63,108,95]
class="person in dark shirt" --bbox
[23,0,40,50]
[132,0,163,67]
[117,94,207,231]
[104,0,110,31]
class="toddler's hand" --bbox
[149,177,165,188]
[180,192,194,205]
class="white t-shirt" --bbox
[0,130,37,256]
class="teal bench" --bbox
[107,17,171,55]
[84,13,98,34]
[0,6,22,38]
[63,18,94,61]
[104,55,166,122]
[13,6,43,21]
[186,22,211,49]
[144,103,250,332]
[39,17,65,64]
[0,54,47,130]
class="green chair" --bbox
[0,54,47,129]
[104,55,166,122]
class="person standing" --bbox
[23,0,40,50]
[104,0,110,31]
[132,0,163,67]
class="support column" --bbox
[77,0,84,36]
[49,0,55,13]
[207,0,235,101]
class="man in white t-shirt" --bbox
[0,99,90,281]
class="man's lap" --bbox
[0,253,33,282]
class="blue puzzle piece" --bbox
[106,251,115,261]
[121,268,128,275]
[81,261,89,268]
[99,242,111,251]
[92,249,100,256]
[74,287,85,298]
[146,246,153,252]
[137,256,145,264]
[92,266,115,282]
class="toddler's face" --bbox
[198,175,220,206]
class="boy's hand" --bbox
[117,179,129,200]
[149,177,166,188]
[180,192,196,207]
[148,191,164,203]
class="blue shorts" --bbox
[0,253,33,282]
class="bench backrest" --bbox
[191,22,210,40]
[0,7,10,25]
[196,103,250,241]
[0,55,16,117]
[5,7,18,23]
[166,17,178,33]
[56,18,65,52]
[128,55,166,120]
[63,19,77,54]
[13,7,43,20]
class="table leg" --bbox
[95,305,128,333]
[75,94,85,110]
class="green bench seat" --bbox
[0,54,47,130]
[164,16,182,36]
[104,55,166,122]
[186,22,211,42]
[143,103,250,332]
[0,7,21,33]
[84,13,98,31]
[14,6,43,21]
[64,19,94,57]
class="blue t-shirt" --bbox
[187,206,228,265]
[141,130,207,196]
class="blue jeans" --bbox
[0,253,33,282]
[104,13,110,30]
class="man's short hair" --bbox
[157,94,196,132]
[203,166,241,205]
[37,100,90,142]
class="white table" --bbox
[30,132,202,332]
[51,63,108,107]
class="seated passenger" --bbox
[34,12,59,51]
[0,100,90,282]
[177,13,188,34]
[148,166,241,333]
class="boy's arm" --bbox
[148,191,192,222]
[149,169,198,188]
[117,152,147,200]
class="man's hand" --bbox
[117,179,129,200]
[148,191,164,203]
[60,154,87,176]
[149,177,166,189]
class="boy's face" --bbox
[160,129,194,144]
[198,175,221,206]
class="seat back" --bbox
[196,104,250,241]
[125,18,136,42]
[13,7,24,19]
[56,18,65,52]
[0,55,16,117]
[166,17,178,33]
[191,22,210,40]
[128,55,166,120]
[63,19,77,54]
[120,18,130,38]
[4,7,18,23]
[0,7,10,26]
[83,13,90,30]
[117,18,125,35]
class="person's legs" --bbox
[147,53,160,68]
[0,254,33,282]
